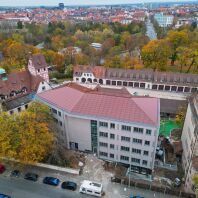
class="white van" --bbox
[79,180,103,197]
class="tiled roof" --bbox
[37,83,159,126]
[31,54,48,69]
[0,70,43,96]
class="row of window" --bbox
[52,108,62,117]
[99,122,152,135]
[120,156,148,165]
[99,142,149,156]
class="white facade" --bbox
[28,59,49,83]
[181,97,198,194]
[154,13,174,27]
[35,96,160,175]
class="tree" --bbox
[17,21,23,29]
[0,102,54,164]
[175,106,187,126]
[167,31,189,65]
[193,175,198,195]
[141,40,170,71]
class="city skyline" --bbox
[0,0,196,6]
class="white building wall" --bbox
[66,116,92,151]
[181,104,196,173]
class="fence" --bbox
[111,177,196,198]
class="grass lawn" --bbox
[160,119,182,137]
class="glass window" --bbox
[121,136,130,142]
[99,142,108,147]
[142,160,148,165]
[121,125,131,132]
[132,148,141,154]
[110,123,115,129]
[99,122,108,128]
[121,146,130,152]
[146,129,152,135]
[110,144,114,149]
[120,155,129,161]
[145,141,150,146]
[110,133,115,139]
[99,132,108,138]
[99,152,108,157]
[131,158,140,164]
[134,127,143,133]
[133,138,142,144]
[143,150,149,156]
[110,153,114,158]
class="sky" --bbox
[0,0,196,6]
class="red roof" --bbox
[37,83,159,126]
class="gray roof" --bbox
[2,94,33,111]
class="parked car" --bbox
[61,181,77,191]
[0,193,11,198]
[10,170,20,177]
[130,195,144,198]
[24,173,38,182]
[0,164,5,174]
[43,177,60,186]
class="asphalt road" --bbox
[0,176,86,198]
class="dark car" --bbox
[61,181,77,191]
[24,173,38,182]
[0,164,5,174]
[10,170,20,177]
[43,177,60,186]
[130,195,144,198]
[0,194,11,198]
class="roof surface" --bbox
[31,54,48,69]
[37,83,159,126]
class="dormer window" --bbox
[44,68,46,71]
[38,69,40,72]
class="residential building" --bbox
[73,65,198,94]
[154,12,174,27]
[36,83,160,175]
[28,54,49,83]
[181,95,198,194]
[0,54,51,114]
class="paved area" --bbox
[0,155,181,198]
[146,19,157,40]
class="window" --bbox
[44,68,46,71]
[143,151,149,156]
[121,136,130,142]
[110,144,114,149]
[110,153,114,158]
[58,111,61,117]
[121,125,131,132]
[99,132,108,138]
[99,142,108,147]
[18,107,21,112]
[52,108,57,114]
[131,158,140,164]
[121,146,130,152]
[37,69,40,72]
[25,104,28,109]
[145,141,150,146]
[110,133,115,139]
[99,152,108,157]
[133,138,142,144]
[142,160,148,165]
[99,122,108,128]
[59,121,62,126]
[10,110,13,115]
[120,155,129,161]
[42,86,46,91]
[110,123,115,129]
[146,129,152,135]
[132,148,141,154]
[134,127,143,133]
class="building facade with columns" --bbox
[73,66,198,94]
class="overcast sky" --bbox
[0,0,195,6]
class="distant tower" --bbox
[59,3,64,10]
[28,54,49,83]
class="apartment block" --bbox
[36,83,160,175]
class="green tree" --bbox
[17,21,23,29]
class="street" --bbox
[0,155,180,198]
[146,19,157,40]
